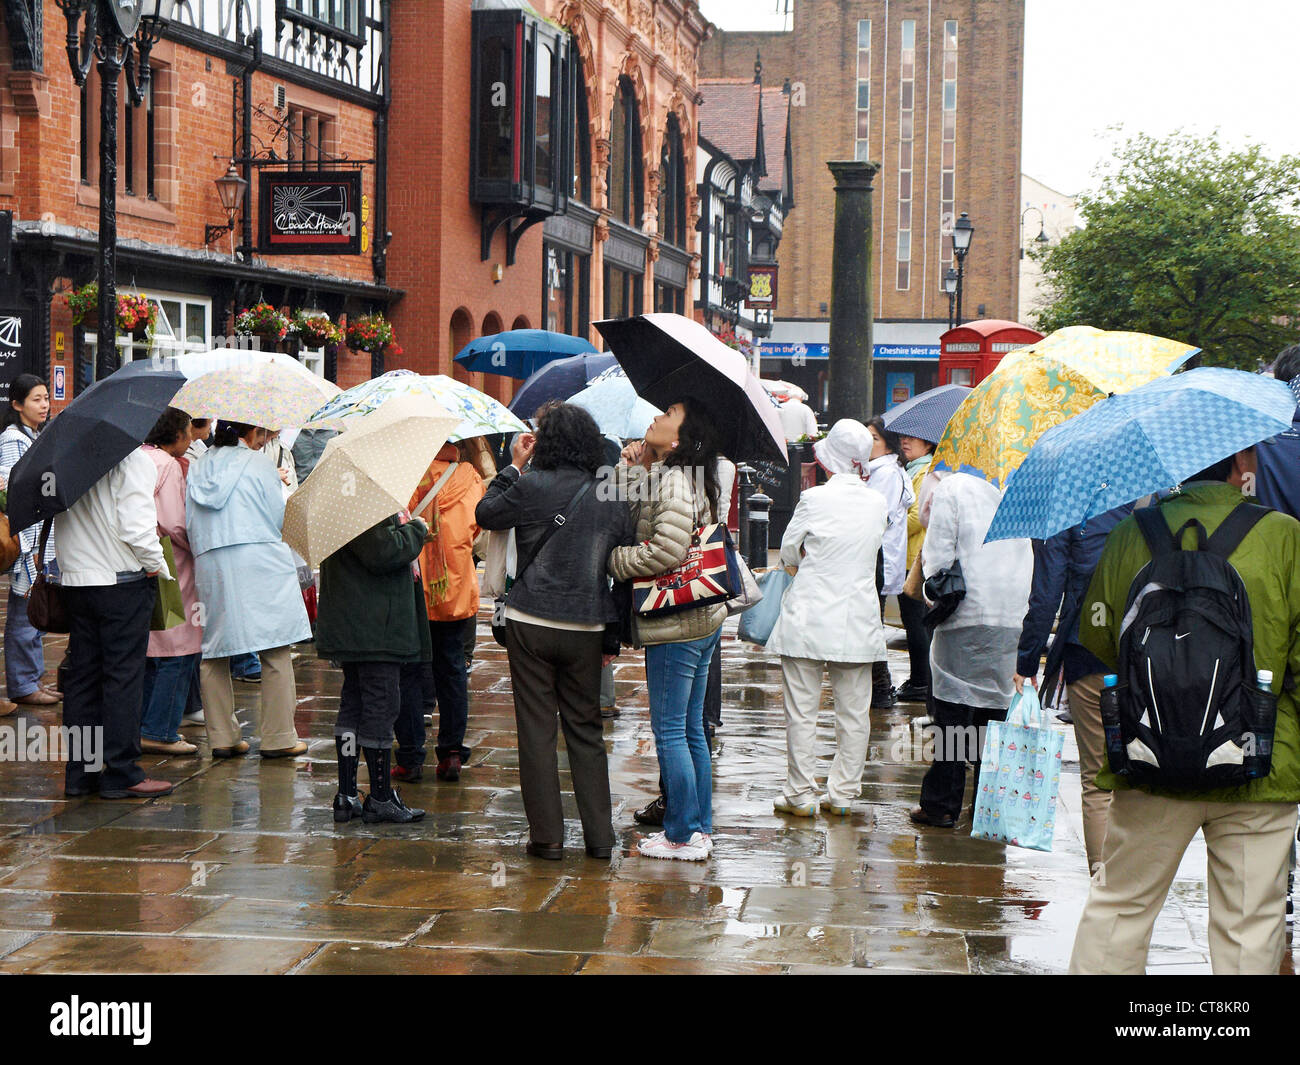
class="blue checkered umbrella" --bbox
[986,368,1297,543]
[880,384,972,443]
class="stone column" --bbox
[826,160,878,423]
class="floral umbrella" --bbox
[930,326,1198,489]
[307,369,528,441]
[170,360,332,429]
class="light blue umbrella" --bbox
[986,368,1297,543]
[569,372,662,440]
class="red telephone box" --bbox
[938,319,1044,387]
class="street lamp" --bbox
[1019,206,1048,259]
[55,0,176,383]
[942,267,958,331]
[951,211,974,327]
[205,163,250,248]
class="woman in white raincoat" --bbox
[767,420,889,817]
[910,471,1032,828]
[186,420,312,760]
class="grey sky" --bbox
[698,0,1300,197]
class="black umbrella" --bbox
[6,360,186,531]
[593,313,788,464]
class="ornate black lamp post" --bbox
[951,210,974,327]
[54,0,175,382]
[942,267,958,332]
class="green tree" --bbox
[1032,131,1300,368]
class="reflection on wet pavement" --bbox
[0,611,1293,974]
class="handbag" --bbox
[631,522,738,618]
[724,529,763,616]
[921,559,966,632]
[150,536,186,632]
[902,550,925,601]
[26,519,69,634]
[0,511,20,573]
[970,686,1064,852]
[491,477,595,648]
[737,566,795,646]
[481,527,516,599]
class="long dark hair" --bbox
[867,416,905,467]
[3,374,47,433]
[531,402,604,474]
[212,420,256,448]
[663,397,721,523]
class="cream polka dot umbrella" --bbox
[282,393,461,567]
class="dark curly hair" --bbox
[145,406,191,448]
[662,397,721,523]
[530,402,604,474]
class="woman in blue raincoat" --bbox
[186,420,312,760]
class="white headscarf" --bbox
[812,418,875,477]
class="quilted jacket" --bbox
[608,462,727,647]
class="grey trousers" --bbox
[505,618,613,850]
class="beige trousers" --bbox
[780,656,872,807]
[1067,673,1111,873]
[200,645,300,751]
[1069,787,1297,974]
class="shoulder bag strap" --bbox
[35,517,51,572]
[511,476,595,586]
[412,462,459,520]
[1205,501,1271,560]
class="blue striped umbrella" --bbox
[880,383,972,443]
[986,368,1297,543]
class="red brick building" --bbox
[0,0,713,408]
[0,0,399,407]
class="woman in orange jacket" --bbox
[393,440,488,783]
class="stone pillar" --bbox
[826,160,878,423]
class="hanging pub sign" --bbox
[257,171,363,255]
[746,264,778,309]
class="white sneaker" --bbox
[637,831,709,861]
[699,833,715,855]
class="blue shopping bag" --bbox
[970,686,1063,852]
[736,567,793,646]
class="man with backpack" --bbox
[1069,445,1300,974]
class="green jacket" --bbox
[1079,481,1300,803]
[315,516,432,664]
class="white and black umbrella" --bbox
[593,314,788,464]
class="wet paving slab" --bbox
[0,606,1295,974]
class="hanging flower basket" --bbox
[116,293,156,341]
[65,281,100,329]
[345,312,397,356]
[290,310,343,350]
[235,303,290,345]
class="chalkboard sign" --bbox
[749,459,787,492]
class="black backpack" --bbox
[1114,502,1276,789]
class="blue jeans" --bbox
[645,628,721,843]
[230,651,260,678]
[4,589,45,698]
[140,653,201,743]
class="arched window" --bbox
[449,307,474,384]
[658,114,686,247]
[608,76,643,228]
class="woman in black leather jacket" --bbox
[475,403,634,860]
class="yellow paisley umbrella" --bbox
[931,326,1197,488]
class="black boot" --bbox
[333,735,363,823]
[362,746,425,824]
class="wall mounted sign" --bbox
[746,264,778,308]
[257,171,363,255]
[0,308,27,401]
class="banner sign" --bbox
[258,171,363,255]
[0,308,26,402]
[760,341,940,361]
[746,264,778,308]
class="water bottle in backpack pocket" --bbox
[1114,503,1276,789]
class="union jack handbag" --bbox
[632,522,739,618]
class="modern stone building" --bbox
[701,0,1025,409]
